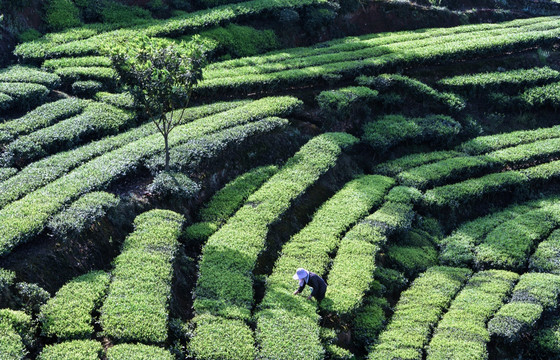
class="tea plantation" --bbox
[1,0,560,358]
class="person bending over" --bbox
[292,267,327,302]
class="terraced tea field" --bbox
[1,0,560,359]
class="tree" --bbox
[108,36,206,172]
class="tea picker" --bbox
[292,268,327,302]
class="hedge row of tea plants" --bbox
[54,66,117,87]
[0,309,33,360]
[438,197,557,266]
[146,117,288,172]
[322,199,415,319]
[398,135,560,190]
[437,66,560,95]
[39,271,110,339]
[459,125,560,155]
[100,210,183,344]
[426,270,519,360]
[518,81,560,110]
[0,168,17,182]
[373,150,462,177]
[357,74,465,113]
[362,114,461,153]
[369,266,472,360]
[0,83,50,112]
[423,158,560,218]
[37,340,102,360]
[488,273,560,343]
[196,17,560,95]
[47,191,119,238]
[530,229,560,274]
[190,133,358,360]
[535,316,560,357]
[0,65,61,88]
[0,98,86,145]
[14,0,329,61]
[2,102,134,167]
[42,56,113,70]
[474,202,560,271]
[0,97,300,256]
[94,92,135,109]
[255,175,394,360]
[106,343,173,360]
[184,165,279,243]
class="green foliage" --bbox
[0,97,299,257]
[489,273,560,343]
[437,66,560,95]
[147,171,200,200]
[387,229,438,277]
[426,270,519,360]
[189,314,256,360]
[534,316,560,356]
[109,36,207,171]
[199,24,280,58]
[106,343,173,360]
[316,86,378,129]
[54,66,117,86]
[47,192,119,239]
[0,82,49,111]
[459,124,560,155]
[43,56,112,69]
[373,151,461,176]
[369,267,471,360]
[358,74,465,113]
[0,309,35,349]
[0,319,27,360]
[100,2,152,26]
[0,93,14,112]
[0,98,85,145]
[255,176,393,360]
[71,80,103,97]
[44,0,81,31]
[184,165,278,242]
[385,186,423,205]
[15,282,50,315]
[198,17,560,95]
[353,297,389,348]
[37,340,102,360]
[530,229,560,274]
[94,92,135,109]
[15,0,328,61]
[40,271,110,339]
[475,204,560,271]
[0,65,61,88]
[519,81,560,110]
[18,29,42,43]
[362,114,461,153]
[100,210,183,343]
[2,102,134,167]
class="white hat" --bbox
[293,268,308,280]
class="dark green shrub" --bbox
[200,24,279,58]
[37,340,103,360]
[71,80,103,97]
[16,282,50,315]
[45,0,81,31]
[316,86,378,130]
[101,2,152,25]
[147,171,201,201]
[18,29,41,43]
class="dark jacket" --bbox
[296,272,327,301]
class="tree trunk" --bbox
[164,133,170,172]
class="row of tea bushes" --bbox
[255,175,394,360]
[39,271,110,340]
[0,98,86,145]
[0,66,61,88]
[196,17,560,95]
[36,340,173,360]
[426,270,519,360]
[369,266,472,360]
[184,165,279,243]
[530,229,560,274]
[100,210,183,344]
[437,66,560,95]
[2,102,135,168]
[0,97,300,256]
[0,83,50,112]
[489,273,560,343]
[373,150,462,177]
[362,114,461,153]
[14,0,328,61]
[189,133,359,360]
[0,309,34,360]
